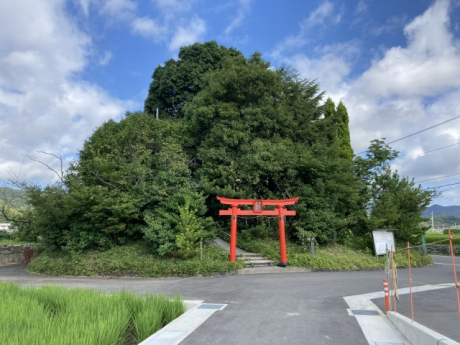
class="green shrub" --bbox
[175,199,204,258]
[236,238,433,270]
[27,242,245,277]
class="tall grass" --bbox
[425,233,460,246]
[237,238,433,270]
[0,282,185,345]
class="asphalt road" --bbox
[374,255,460,341]
[0,255,458,344]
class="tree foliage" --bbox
[353,140,437,245]
[144,41,243,118]
[7,41,436,255]
[184,53,361,243]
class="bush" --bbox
[27,242,245,277]
[236,238,433,270]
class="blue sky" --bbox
[1,0,460,205]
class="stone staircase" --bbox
[211,238,275,267]
[237,253,274,267]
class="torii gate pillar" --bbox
[217,197,299,267]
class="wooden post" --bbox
[408,242,414,322]
[229,206,238,262]
[277,206,289,267]
[448,229,460,322]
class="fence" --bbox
[384,229,460,323]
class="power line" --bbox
[437,186,460,194]
[416,172,460,184]
[356,115,460,155]
[426,181,460,189]
[400,142,460,168]
[386,115,460,145]
[404,142,460,160]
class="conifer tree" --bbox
[336,101,354,160]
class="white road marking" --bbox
[434,262,460,266]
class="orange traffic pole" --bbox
[448,229,460,323]
[383,279,390,312]
[408,242,414,322]
[277,206,289,267]
[229,206,238,262]
[390,247,397,312]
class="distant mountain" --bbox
[0,187,27,222]
[422,204,460,218]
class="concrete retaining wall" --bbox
[0,244,36,265]
[387,311,459,345]
[426,245,460,255]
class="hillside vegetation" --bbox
[422,204,460,218]
[4,41,436,266]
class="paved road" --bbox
[374,255,460,341]
[0,255,458,344]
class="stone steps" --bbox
[238,254,274,267]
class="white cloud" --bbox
[224,0,251,35]
[169,17,206,51]
[306,0,335,27]
[132,16,167,39]
[355,0,368,15]
[285,41,360,96]
[76,0,92,17]
[271,0,341,58]
[0,0,129,183]
[370,15,408,36]
[98,51,112,66]
[100,0,137,20]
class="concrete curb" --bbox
[237,266,311,275]
[138,300,227,345]
[387,311,459,345]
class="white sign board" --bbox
[372,230,396,255]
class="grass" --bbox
[237,238,433,270]
[28,242,245,277]
[0,238,31,245]
[425,233,460,246]
[0,282,185,345]
[0,232,32,245]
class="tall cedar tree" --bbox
[184,53,361,243]
[144,41,243,118]
[336,101,354,160]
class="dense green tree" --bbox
[336,101,354,160]
[12,113,214,255]
[144,41,243,118]
[323,98,336,119]
[353,140,436,246]
[184,53,361,243]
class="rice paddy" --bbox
[0,282,185,345]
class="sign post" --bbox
[372,229,397,257]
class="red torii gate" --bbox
[217,197,299,267]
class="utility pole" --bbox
[431,211,434,231]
